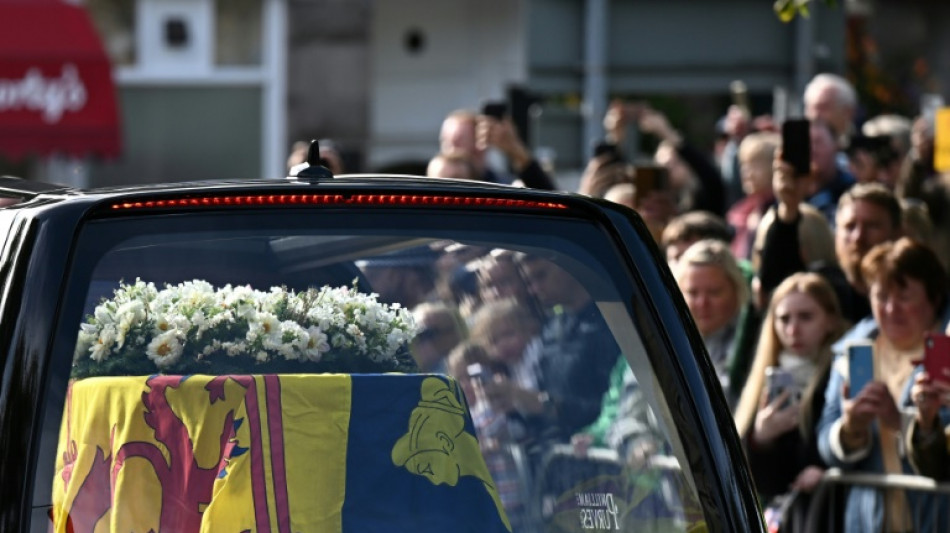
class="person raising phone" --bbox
[438,107,556,190]
[907,332,950,481]
[734,273,847,532]
[601,100,727,217]
[817,237,950,533]
[751,137,838,309]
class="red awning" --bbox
[0,0,121,160]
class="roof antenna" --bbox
[290,139,334,181]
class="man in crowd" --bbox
[807,119,856,225]
[804,72,858,150]
[832,183,904,322]
[438,108,556,189]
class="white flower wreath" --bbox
[72,279,418,378]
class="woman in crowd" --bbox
[726,131,778,260]
[817,237,950,532]
[674,239,754,406]
[734,273,847,531]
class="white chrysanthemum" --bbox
[191,310,208,331]
[225,341,247,356]
[115,300,147,349]
[276,321,307,359]
[74,323,100,359]
[213,310,235,325]
[93,304,116,326]
[116,300,146,322]
[247,312,281,344]
[179,280,216,309]
[74,335,95,360]
[169,313,192,334]
[146,330,184,368]
[303,326,329,361]
[386,330,407,355]
[89,325,118,362]
[153,315,174,335]
[236,304,257,321]
[89,341,109,362]
[345,323,368,353]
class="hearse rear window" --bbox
[34,211,705,532]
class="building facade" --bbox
[7,0,946,186]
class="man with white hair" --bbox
[804,72,858,148]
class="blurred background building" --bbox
[0,0,948,188]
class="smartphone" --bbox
[847,341,874,398]
[467,362,486,384]
[633,164,668,197]
[481,100,508,120]
[592,141,622,161]
[923,333,950,384]
[781,118,811,177]
[765,366,796,408]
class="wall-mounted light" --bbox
[164,17,189,48]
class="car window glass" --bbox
[34,213,705,533]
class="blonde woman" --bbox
[674,239,752,405]
[734,273,847,531]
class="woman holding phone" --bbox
[907,329,950,480]
[734,273,847,531]
[817,237,950,532]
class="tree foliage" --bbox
[774,0,838,22]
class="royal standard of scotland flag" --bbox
[52,373,511,532]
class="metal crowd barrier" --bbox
[531,445,690,532]
[812,468,950,532]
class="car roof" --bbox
[0,173,576,203]
[0,174,629,227]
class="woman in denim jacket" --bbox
[817,237,950,532]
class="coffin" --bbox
[51,373,511,533]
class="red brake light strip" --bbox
[108,194,568,211]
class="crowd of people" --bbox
[582,73,950,533]
[575,73,950,533]
[292,72,950,532]
[354,243,626,530]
